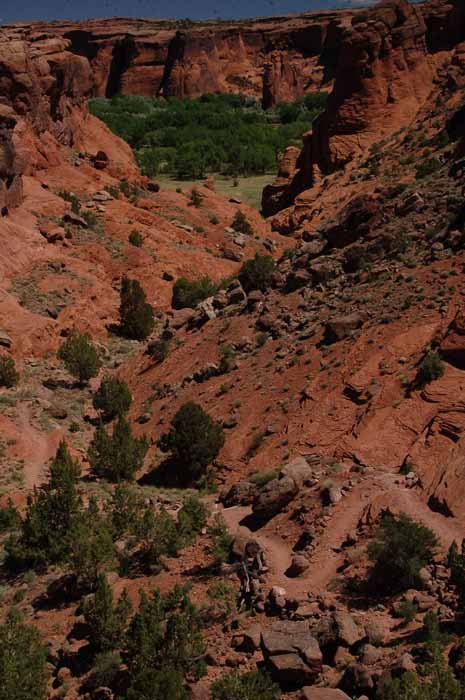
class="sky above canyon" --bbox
[2,0,371,23]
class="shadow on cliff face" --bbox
[106,36,139,98]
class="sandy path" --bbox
[16,405,62,489]
[221,472,465,597]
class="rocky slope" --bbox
[2,2,465,699]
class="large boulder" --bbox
[302,689,351,700]
[318,612,364,652]
[221,480,257,507]
[323,314,363,344]
[262,620,322,685]
[281,456,313,488]
[252,475,298,520]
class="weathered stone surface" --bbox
[301,689,351,700]
[280,455,313,487]
[262,620,323,684]
[252,475,298,520]
[324,314,363,344]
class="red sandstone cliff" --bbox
[8,11,355,108]
[262,0,465,218]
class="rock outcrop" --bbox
[20,12,356,107]
[263,0,462,217]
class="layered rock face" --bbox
[263,0,437,216]
[0,25,139,211]
[17,11,355,107]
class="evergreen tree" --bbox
[68,498,115,588]
[0,608,48,700]
[136,506,181,568]
[127,667,188,700]
[158,402,224,484]
[6,441,81,570]
[0,355,19,388]
[88,416,148,482]
[106,484,141,540]
[58,331,102,386]
[92,375,132,421]
[123,586,204,680]
[82,573,132,653]
[368,512,438,594]
[119,276,154,340]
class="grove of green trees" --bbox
[89,92,328,179]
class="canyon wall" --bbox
[263,0,465,218]
[10,11,356,108]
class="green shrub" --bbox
[211,670,280,700]
[0,498,20,533]
[414,351,444,389]
[128,229,143,247]
[82,573,132,652]
[93,375,132,421]
[58,190,80,214]
[209,514,233,565]
[147,338,171,363]
[119,276,154,340]
[171,276,217,309]
[158,402,225,484]
[0,356,19,388]
[249,469,279,487]
[123,586,205,680]
[68,498,116,587]
[177,495,207,545]
[415,157,441,180]
[136,506,181,567]
[127,667,188,700]
[204,579,236,622]
[368,512,438,594]
[89,652,121,689]
[239,253,275,293]
[396,599,418,624]
[106,483,141,540]
[189,188,202,208]
[232,210,253,236]
[0,608,48,700]
[58,331,102,386]
[88,416,148,482]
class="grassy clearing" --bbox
[158,174,273,210]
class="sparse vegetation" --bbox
[413,351,445,389]
[232,210,254,235]
[128,229,143,247]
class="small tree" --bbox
[177,495,207,545]
[106,483,141,540]
[211,670,280,700]
[209,513,233,565]
[189,188,202,208]
[128,229,143,247]
[238,253,275,293]
[82,573,132,653]
[93,375,132,421]
[0,608,48,700]
[414,351,445,389]
[0,355,19,388]
[136,506,181,568]
[68,498,115,588]
[6,441,81,571]
[58,331,101,386]
[88,417,148,482]
[123,586,204,680]
[368,512,438,594]
[119,276,154,341]
[158,402,225,484]
[231,210,253,236]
